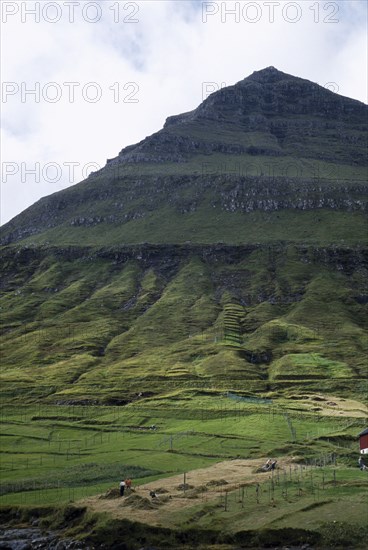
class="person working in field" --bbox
[119,480,126,496]
[125,478,132,493]
[262,459,272,471]
[261,459,277,472]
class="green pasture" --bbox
[0,395,365,508]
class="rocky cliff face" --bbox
[112,67,367,166]
[1,175,366,245]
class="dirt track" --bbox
[82,458,291,527]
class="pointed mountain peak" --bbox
[103,67,367,169]
[258,66,278,72]
[160,67,365,133]
[249,65,285,77]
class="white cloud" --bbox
[1,0,367,224]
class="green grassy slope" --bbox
[1,245,366,403]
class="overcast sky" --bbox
[1,0,367,224]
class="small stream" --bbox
[0,528,94,550]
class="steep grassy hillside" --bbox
[1,244,367,404]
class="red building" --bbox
[359,428,368,454]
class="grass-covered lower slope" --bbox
[1,244,367,403]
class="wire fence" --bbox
[1,402,364,506]
[0,458,352,507]
[167,460,355,515]
[1,402,362,445]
